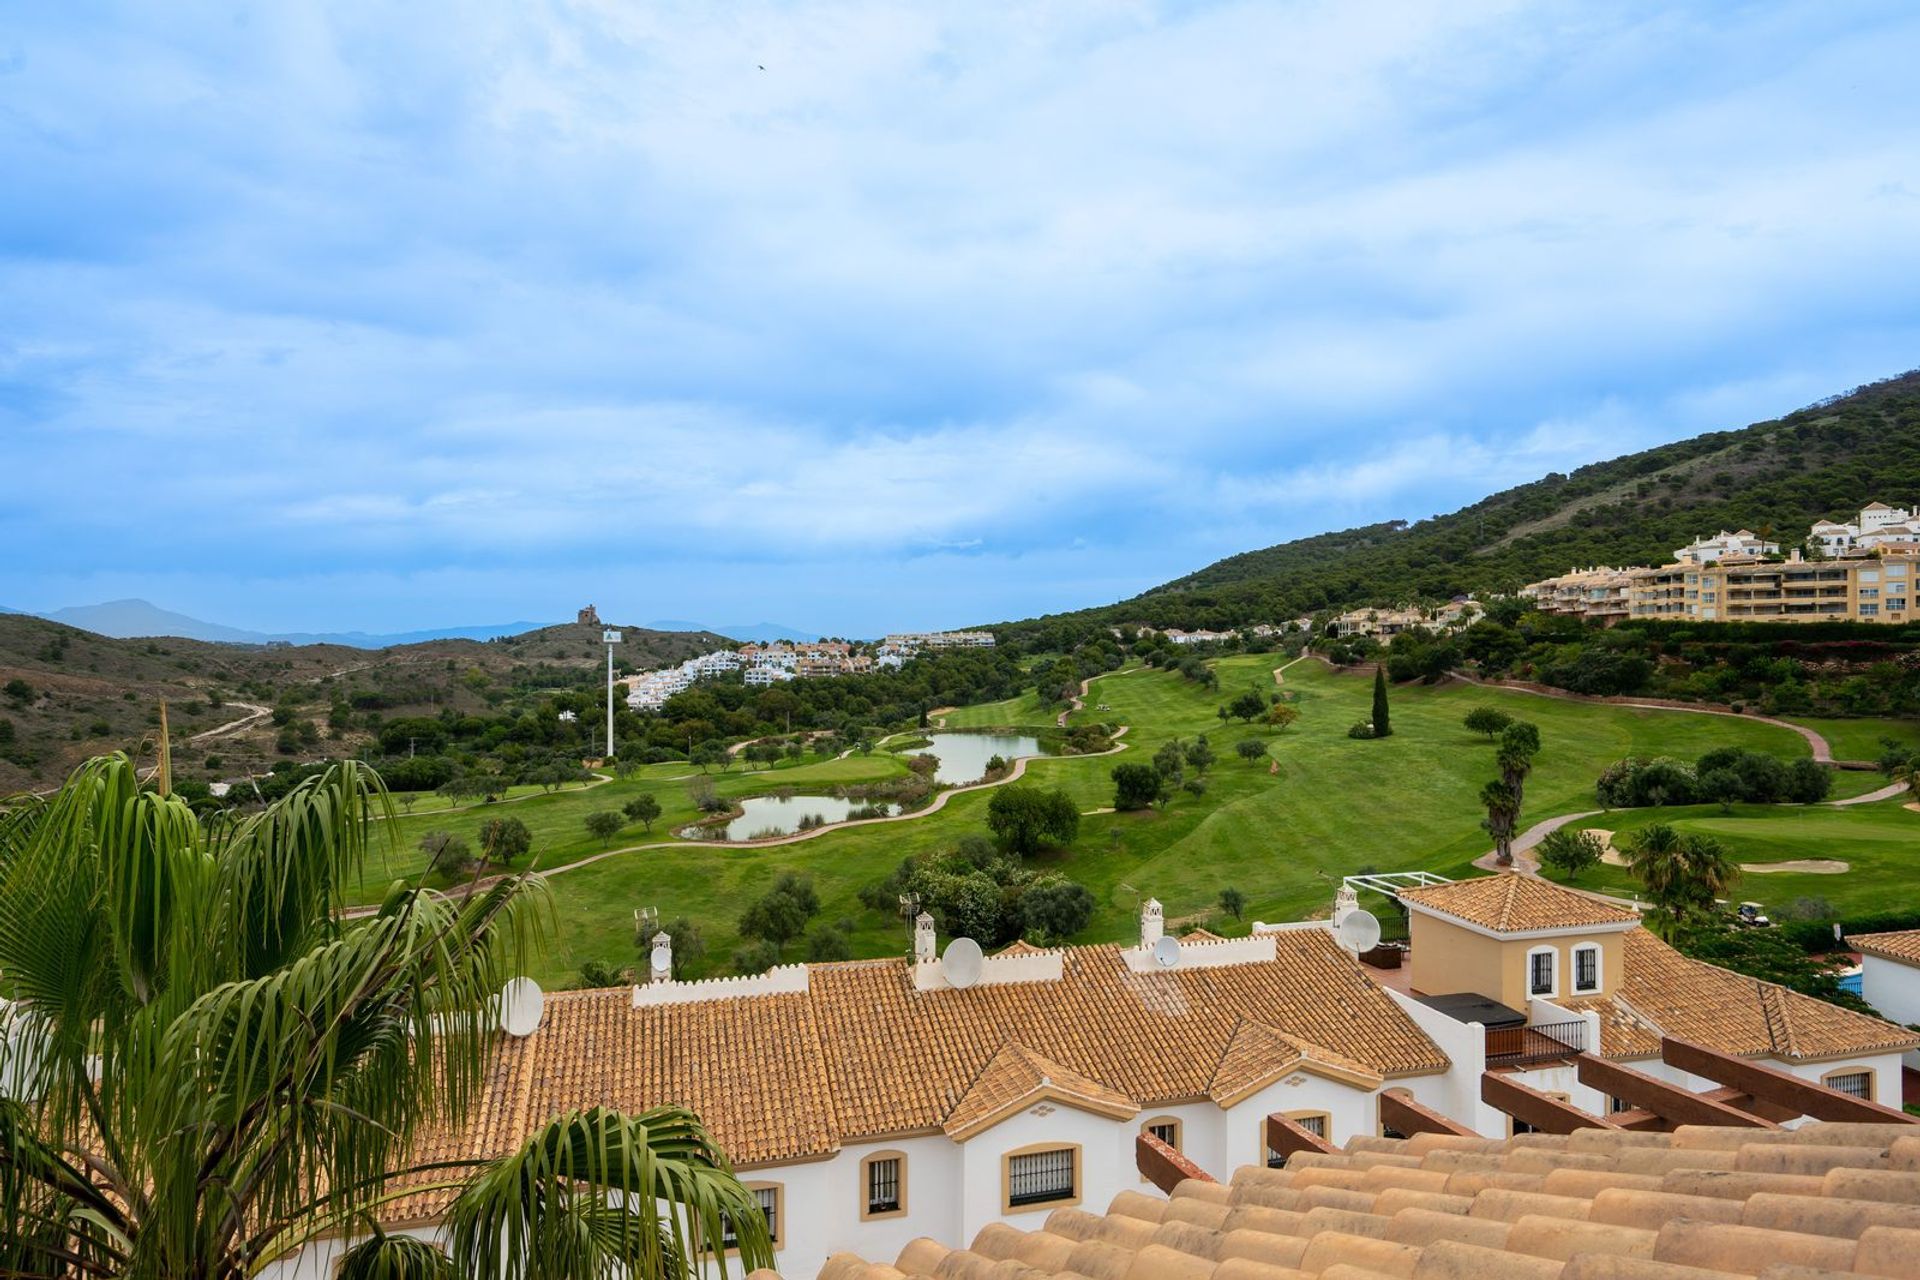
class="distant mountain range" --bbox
[0,598,820,648]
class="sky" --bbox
[4,2,1920,638]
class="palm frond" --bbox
[336,1225,458,1280]
[446,1106,772,1280]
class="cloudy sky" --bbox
[4,2,1919,636]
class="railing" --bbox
[1486,1019,1588,1068]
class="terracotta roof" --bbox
[1850,928,1920,967]
[817,1122,1920,1280]
[1558,992,1663,1059]
[1206,1021,1383,1106]
[943,1044,1139,1139]
[994,939,1054,957]
[384,930,1446,1216]
[1397,873,1640,932]
[1602,929,1920,1060]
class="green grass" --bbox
[1782,716,1920,765]
[939,687,1058,729]
[1556,800,1920,918]
[363,655,1876,986]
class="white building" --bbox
[1674,529,1780,564]
[262,875,1917,1279]
[1849,929,1920,1072]
[882,631,997,650]
[1807,502,1917,555]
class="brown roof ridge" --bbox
[1849,928,1920,966]
[1398,872,1639,932]
[1207,1018,1383,1106]
[942,1041,1138,1140]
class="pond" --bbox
[715,793,898,841]
[920,731,1049,785]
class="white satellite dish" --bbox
[499,977,545,1037]
[1335,910,1382,955]
[1151,936,1182,969]
[942,937,984,990]
[649,944,672,977]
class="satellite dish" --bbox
[943,937,984,990]
[1151,936,1182,969]
[650,944,672,977]
[1335,910,1382,954]
[499,977,544,1037]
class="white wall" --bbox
[1386,989,1504,1136]
[1861,957,1920,1029]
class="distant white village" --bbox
[623,630,996,709]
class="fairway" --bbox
[341,654,1908,986]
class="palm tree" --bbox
[1480,778,1521,866]
[0,752,771,1280]
[1622,821,1739,934]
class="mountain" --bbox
[649,619,818,643]
[31,599,542,648]
[1000,369,1920,634]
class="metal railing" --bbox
[1486,1019,1588,1068]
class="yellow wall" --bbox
[1409,914,1623,1009]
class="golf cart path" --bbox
[341,727,1131,918]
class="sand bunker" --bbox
[1740,859,1851,875]
[1588,829,1630,867]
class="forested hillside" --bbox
[1003,370,1920,635]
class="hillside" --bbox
[0,618,726,792]
[1003,370,1920,633]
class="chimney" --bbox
[649,931,673,984]
[914,912,937,965]
[1140,898,1164,948]
[1333,883,1359,927]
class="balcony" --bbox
[1485,1019,1589,1068]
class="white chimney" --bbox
[1140,898,1164,948]
[914,912,937,965]
[1332,883,1359,928]
[649,931,673,984]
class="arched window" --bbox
[1571,943,1602,994]
[1526,945,1558,998]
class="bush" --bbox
[1234,738,1266,765]
[1463,706,1513,739]
[1347,723,1374,740]
[1020,878,1095,943]
[987,784,1081,856]
[1595,757,1698,807]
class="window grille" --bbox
[1266,1115,1326,1167]
[1147,1121,1179,1148]
[867,1157,902,1214]
[721,1186,780,1247]
[1827,1071,1872,1100]
[1530,951,1555,996]
[1007,1149,1076,1207]
[1574,947,1599,992]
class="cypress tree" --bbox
[1371,664,1391,737]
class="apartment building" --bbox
[883,630,997,649]
[1674,529,1779,564]
[1331,599,1482,639]
[1518,566,1635,624]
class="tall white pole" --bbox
[606,640,615,759]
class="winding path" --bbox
[187,702,271,743]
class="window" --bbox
[1265,1113,1328,1167]
[721,1184,783,1250]
[1610,1095,1632,1114]
[861,1152,906,1219]
[1527,946,1557,997]
[1861,604,1880,617]
[1004,1145,1079,1212]
[1573,944,1601,994]
[1861,588,1880,599]
[1825,1069,1873,1100]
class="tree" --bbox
[1185,735,1215,775]
[1234,738,1267,766]
[738,872,820,957]
[805,924,854,962]
[478,815,532,865]
[1153,738,1187,788]
[624,792,663,832]
[1219,887,1247,920]
[1463,706,1512,739]
[419,829,472,876]
[1111,763,1165,811]
[1623,823,1739,932]
[0,753,771,1280]
[1265,703,1299,732]
[585,810,624,846]
[1480,779,1521,867]
[656,915,707,978]
[1496,721,1540,813]
[1537,828,1605,882]
[1020,878,1095,943]
[1371,665,1391,737]
[986,785,1081,856]
[1226,689,1267,722]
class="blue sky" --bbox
[4,2,1919,637]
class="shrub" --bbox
[1537,828,1606,881]
[1463,706,1513,739]
[1110,763,1164,811]
[1347,723,1374,740]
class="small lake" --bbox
[717,794,897,841]
[920,732,1048,785]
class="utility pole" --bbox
[603,629,623,759]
